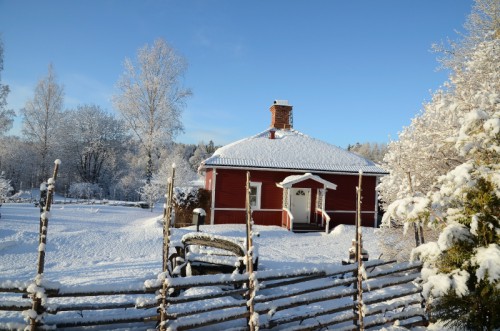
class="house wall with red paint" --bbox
[207,168,379,228]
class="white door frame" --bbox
[290,188,310,223]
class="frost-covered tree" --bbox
[432,0,500,73]
[60,104,129,188]
[157,144,198,188]
[113,38,191,183]
[115,171,142,201]
[0,36,15,136]
[378,90,466,216]
[189,142,209,171]
[68,182,103,200]
[0,136,38,192]
[206,140,216,154]
[20,64,64,182]
[0,171,13,202]
[379,0,500,216]
[381,3,499,326]
[410,37,499,330]
[347,142,387,164]
[138,181,163,212]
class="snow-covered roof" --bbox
[277,173,337,189]
[201,129,388,175]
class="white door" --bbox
[290,188,310,223]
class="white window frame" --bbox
[249,182,262,210]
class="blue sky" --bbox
[0,0,473,148]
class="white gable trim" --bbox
[277,173,337,190]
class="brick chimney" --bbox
[270,100,292,129]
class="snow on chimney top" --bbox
[274,100,289,106]
[270,100,293,129]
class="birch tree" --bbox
[0,36,15,135]
[113,38,191,183]
[20,64,64,182]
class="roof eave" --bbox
[201,163,388,176]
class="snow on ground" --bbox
[0,202,381,285]
[0,202,381,328]
[0,203,165,286]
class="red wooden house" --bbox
[199,100,387,231]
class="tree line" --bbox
[0,35,387,202]
[0,38,217,201]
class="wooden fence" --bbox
[0,166,428,330]
[0,259,426,330]
[0,283,158,329]
[162,259,426,330]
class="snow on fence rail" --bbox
[162,259,426,331]
[0,259,426,330]
[0,282,159,329]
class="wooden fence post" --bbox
[29,159,60,331]
[355,170,364,331]
[245,171,257,331]
[160,164,176,331]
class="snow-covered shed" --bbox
[199,100,387,231]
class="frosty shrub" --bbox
[173,187,211,227]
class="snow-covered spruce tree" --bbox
[410,36,499,330]
[113,38,191,184]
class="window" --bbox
[249,182,262,210]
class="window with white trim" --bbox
[249,182,262,210]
